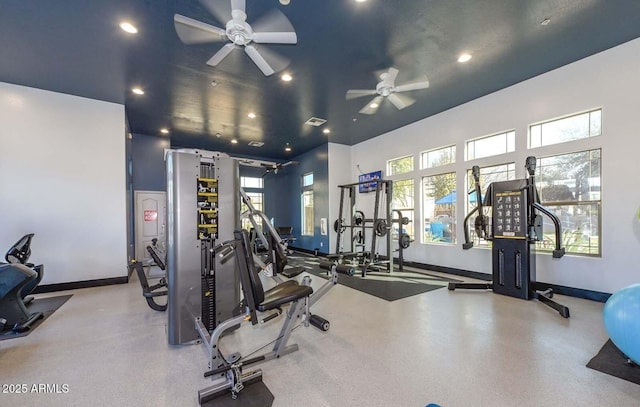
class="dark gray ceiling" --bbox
[2,0,640,159]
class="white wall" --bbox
[350,38,640,294]
[0,82,127,284]
[327,143,353,252]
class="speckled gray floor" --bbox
[1,267,639,407]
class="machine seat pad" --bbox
[258,283,312,312]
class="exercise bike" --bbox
[0,233,45,332]
[2,233,44,304]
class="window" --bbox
[387,155,414,176]
[421,145,456,169]
[240,176,263,189]
[240,191,263,231]
[466,130,515,160]
[301,172,314,236]
[391,179,414,239]
[240,177,264,231]
[422,172,456,243]
[465,163,516,247]
[535,149,601,256]
[302,172,314,187]
[529,109,601,148]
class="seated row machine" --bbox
[448,157,570,318]
[196,230,353,404]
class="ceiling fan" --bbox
[174,0,297,76]
[261,160,298,177]
[346,67,430,114]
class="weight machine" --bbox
[448,157,570,318]
[128,238,168,312]
[196,230,353,404]
[240,187,305,279]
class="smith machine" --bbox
[449,157,570,318]
[332,179,412,276]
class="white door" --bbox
[134,191,166,263]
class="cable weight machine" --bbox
[449,156,570,318]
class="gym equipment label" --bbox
[494,190,525,239]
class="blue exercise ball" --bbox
[603,283,640,364]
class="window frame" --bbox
[387,155,415,176]
[465,130,515,161]
[422,171,457,244]
[301,172,314,236]
[420,145,456,169]
[533,149,602,257]
[528,108,602,149]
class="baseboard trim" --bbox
[309,254,610,303]
[400,259,610,303]
[33,276,129,294]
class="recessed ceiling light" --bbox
[323,128,331,134]
[284,144,292,152]
[120,22,138,34]
[132,87,144,95]
[370,102,379,109]
[211,80,217,87]
[541,18,551,26]
[215,133,222,138]
[458,53,472,63]
[280,0,290,4]
[281,73,292,82]
[231,139,238,144]
[160,128,169,134]
[355,0,367,3]
[248,112,256,119]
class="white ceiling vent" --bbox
[248,141,264,147]
[305,117,327,127]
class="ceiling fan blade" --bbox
[245,45,275,76]
[394,79,430,92]
[252,9,295,33]
[231,0,246,13]
[387,93,415,110]
[206,43,236,66]
[359,96,384,115]
[174,14,226,44]
[346,89,377,100]
[383,67,399,86]
[253,31,297,44]
[252,45,289,74]
[199,0,232,25]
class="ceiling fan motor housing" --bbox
[226,11,253,45]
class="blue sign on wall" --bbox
[358,170,382,193]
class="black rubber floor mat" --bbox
[0,294,72,340]
[587,339,640,385]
